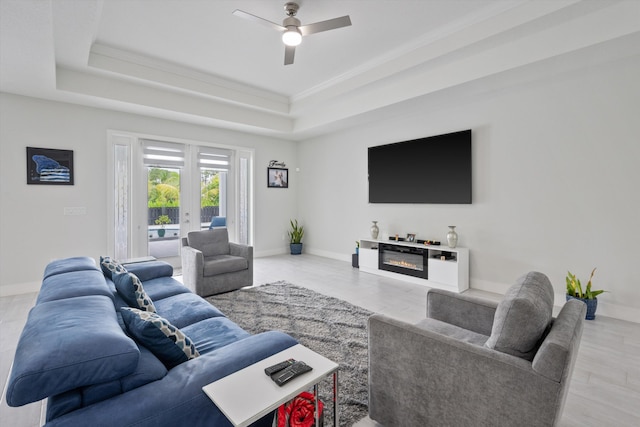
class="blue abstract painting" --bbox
[27,147,74,185]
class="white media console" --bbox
[359,239,469,293]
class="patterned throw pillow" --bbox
[113,272,156,312]
[100,256,127,279]
[120,308,200,369]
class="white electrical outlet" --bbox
[64,207,87,216]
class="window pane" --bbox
[201,168,226,229]
[148,167,181,258]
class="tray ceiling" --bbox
[2,0,639,139]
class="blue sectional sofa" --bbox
[6,256,298,426]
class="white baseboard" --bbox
[469,278,510,295]
[305,247,351,263]
[0,281,40,297]
[255,248,288,258]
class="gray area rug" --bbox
[207,282,372,427]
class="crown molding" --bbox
[88,43,290,114]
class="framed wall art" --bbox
[26,147,74,185]
[267,167,288,188]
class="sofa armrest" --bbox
[180,245,204,293]
[427,288,497,336]
[368,314,565,427]
[229,243,252,261]
[46,331,298,427]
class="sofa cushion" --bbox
[124,261,173,282]
[100,256,127,279]
[181,317,251,355]
[46,345,168,420]
[6,296,140,407]
[81,344,168,405]
[485,271,554,361]
[203,255,248,276]
[187,228,230,257]
[152,292,226,329]
[121,308,200,369]
[37,269,113,304]
[43,256,98,279]
[140,276,192,301]
[113,272,157,312]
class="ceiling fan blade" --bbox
[232,9,285,32]
[299,15,351,36]
[284,45,295,65]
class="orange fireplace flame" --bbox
[386,260,421,270]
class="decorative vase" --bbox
[157,228,166,238]
[370,221,379,239]
[566,295,598,320]
[446,226,458,248]
[290,243,303,255]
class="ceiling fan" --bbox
[232,2,352,65]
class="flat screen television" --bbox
[368,129,472,204]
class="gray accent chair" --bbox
[180,228,253,297]
[368,271,586,427]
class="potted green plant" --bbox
[566,268,605,320]
[155,215,171,238]
[288,219,304,255]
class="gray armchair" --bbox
[368,272,586,427]
[180,228,253,297]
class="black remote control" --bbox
[264,358,296,376]
[271,361,312,386]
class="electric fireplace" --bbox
[378,243,428,279]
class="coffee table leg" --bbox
[313,372,338,427]
[314,383,319,426]
[333,371,339,426]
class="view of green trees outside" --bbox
[148,168,180,207]
[200,170,220,207]
[147,168,220,207]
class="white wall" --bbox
[2,56,639,323]
[0,94,297,294]
[297,56,640,323]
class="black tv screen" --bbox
[368,129,472,204]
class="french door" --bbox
[107,132,252,267]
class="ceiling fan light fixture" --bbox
[233,2,351,64]
[282,27,302,46]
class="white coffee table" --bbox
[202,344,339,427]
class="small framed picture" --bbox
[406,233,416,242]
[267,167,288,188]
[26,147,74,185]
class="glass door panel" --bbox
[147,167,182,261]
[200,169,227,230]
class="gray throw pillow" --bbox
[485,271,554,361]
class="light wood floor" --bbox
[1,254,638,426]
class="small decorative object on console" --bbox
[370,221,379,239]
[447,226,458,248]
[417,239,440,245]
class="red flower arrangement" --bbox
[276,391,324,427]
